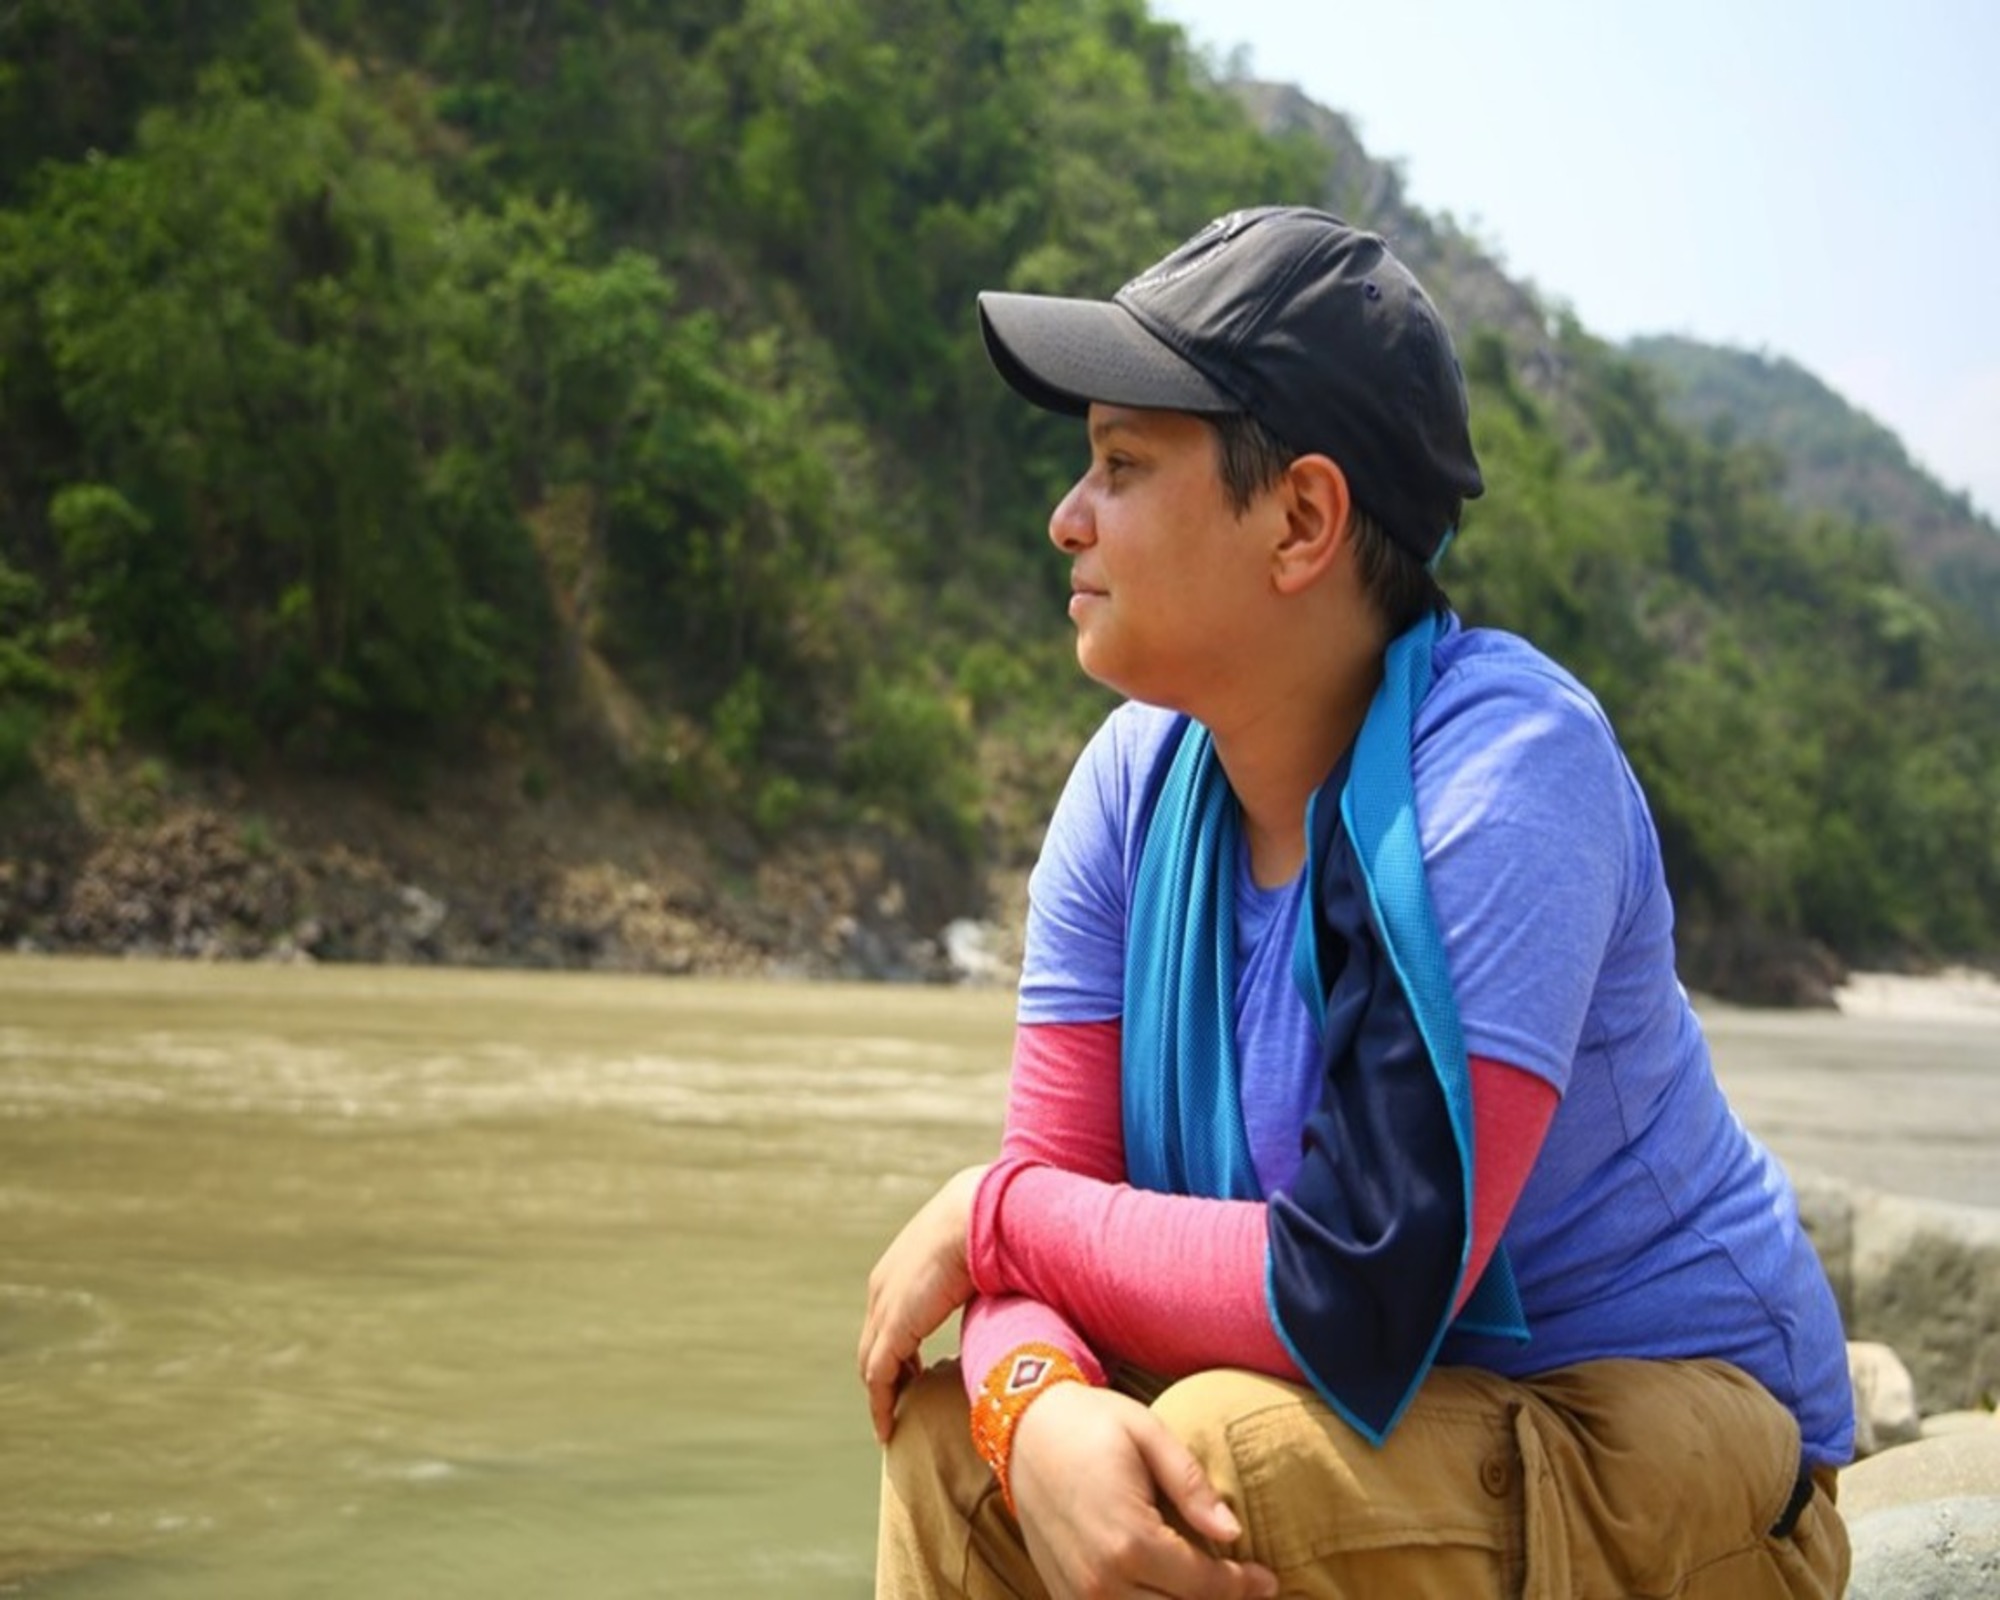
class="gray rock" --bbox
[1841,1433,2000,1520]
[1801,1176,2000,1417]
[1844,1496,2000,1600]
[1851,1190,2000,1415]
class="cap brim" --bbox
[978,291,1238,417]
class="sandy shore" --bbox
[1698,971,2000,1212]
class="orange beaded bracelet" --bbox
[969,1343,1090,1515]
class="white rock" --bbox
[1850,1340,1923,1455]
[1920,1409,2000,1440]
[943,918,1013,986]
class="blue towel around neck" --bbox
[1122,611,1527,1442]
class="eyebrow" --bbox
[1088,413,1148,449]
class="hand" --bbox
[858,1163,989,1442]
[1011,1383,1278,1600]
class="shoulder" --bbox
[1021,702,1183,1018]
[1416,620,1632,795]
[1423,619,1613,734]
[1059,699,1186,818]
[1411,618,1648,872]
[1035,699,1183,879]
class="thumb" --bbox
[1130,1412,1244,1545]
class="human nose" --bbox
[1048,477,1093,553]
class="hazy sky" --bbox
[1151,0,2000,520]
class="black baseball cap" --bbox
[978,206,1483,563]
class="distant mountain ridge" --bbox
[1625,336,2000,628]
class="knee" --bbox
[1150,1367,1292,1469]
[1146,1367,1302,1539]
[883,1360,980,1511]
[880,1361,1017,1594]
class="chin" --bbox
[1076,651,1158,709]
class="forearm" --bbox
[982,1017,1293,1375]
[970,1158,1295,1378]
[957,1019,1126,1404]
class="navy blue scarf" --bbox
[1123,612,1528,1442]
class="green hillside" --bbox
[1629,334,2000,631]
[1,0,1997,994]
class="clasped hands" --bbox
[858,1164,1278,1599]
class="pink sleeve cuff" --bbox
[959,1294,1106,1402]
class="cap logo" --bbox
[1119,209,1259,300]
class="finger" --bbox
[862,1344,896,1442]
[866,1368,896,1444]
[1122,1524,1277,1600]
[1129,1413,1243,1546]
[862,1339,919,1444]
[856,1305,885,1385]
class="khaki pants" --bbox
[876,1359,1848,1599]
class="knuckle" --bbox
[1100,1527,1144,1573]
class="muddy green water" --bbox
[3,957,1995,1598]
[0,957,1013,1598]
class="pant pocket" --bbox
[1513,1358,1806,1600]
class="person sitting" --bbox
[859,206,1853,1600]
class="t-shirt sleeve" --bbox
[1414,657,1643,1094]
[1018,704,1176,1025]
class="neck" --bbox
[1211,653,1383,889]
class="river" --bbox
[1,955,1994,1597]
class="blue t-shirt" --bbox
[1019,616,1854,1467]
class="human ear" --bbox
[1270,454,1353,594]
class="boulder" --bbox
[1920,1409,2000,1441]
[1848,1190,2000,1415]
[1794,1172,1857,1322]
[1840,1432,2000,1520]
[1849,1341,1923,1457]
[1844,1497,2000,1600]
[1800,1177,2000,1417]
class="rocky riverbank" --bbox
[0,746,1898,1006]
[1816,1177,2000,1597]
[0,752,1022,985]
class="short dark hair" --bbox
[1207,411,1448,636]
